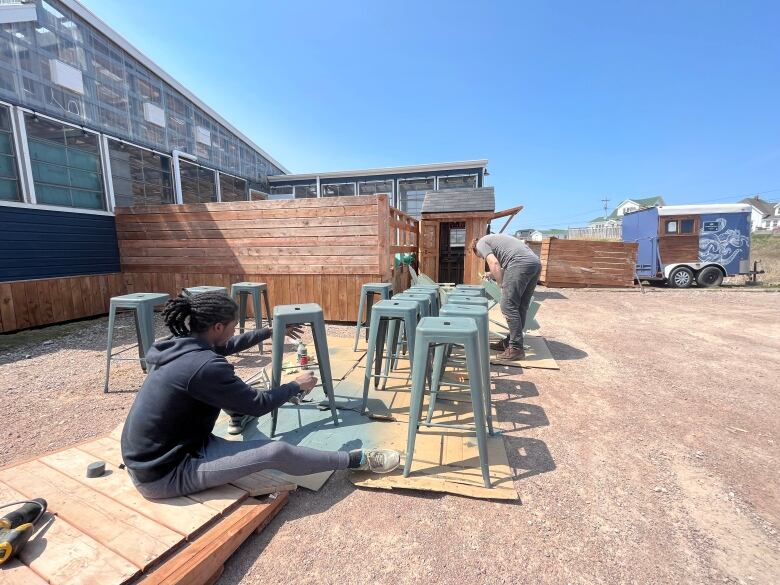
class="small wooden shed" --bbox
[417,187,523,284]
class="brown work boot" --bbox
[490,338,508,352]
[499,347,525,361]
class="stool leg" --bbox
[237,292,247,334]
[270,315,286,438]
[252,290,263,353]
[132,309,147,373]
[353,291,366,351]
[103,305,117,393]
[374,318,387,390]
[479,325,494,436]
[262,290,272,328]
[381,319,396,390]
[403,338,430,478]
[364,292,375,342]
[311,319,338,427]
[425,343,447,424]
[136,305,156,370]
[465,336,491,488]
[361,311,383,414]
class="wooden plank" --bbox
[0,481,139,585]
[41,448,219,538]
[230,471,297,496]
[77,436,248,515]
[140,494,288,585]
[121,265,379,276]
[0,460,183,570]
[115,196,375,215]
[114,204,378,222]
[0,559,49,585]
[0,282,16,332]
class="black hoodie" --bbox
[120,329,300,483]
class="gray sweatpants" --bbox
[500,262,542,349]
[130,434,350,499]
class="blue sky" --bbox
[80,0,780,231]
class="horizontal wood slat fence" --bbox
[116,195,416,322]
[539,237,638,288]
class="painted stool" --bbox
[231,282,272,353]
[353,283,393,351]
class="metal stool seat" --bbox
[353,283,393,351]
[270,303,338,436]
[404,317,492,488]
[406,287,440,316]
[443,295,489,308]
[104,292,169,393]
[231,282,272,353]
[183,285,228,296]
[454,284,487,298]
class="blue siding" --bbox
[0,206,120,282]
[622,207,660,277]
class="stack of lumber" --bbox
[539,237,638,288]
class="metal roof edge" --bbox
[267,160,489,182]
[657,204,753,216]
[61,0,290,174]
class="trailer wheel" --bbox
[697,266,724,288]
[669,266,694,288]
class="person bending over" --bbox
[121,291,400,499]
[472,234,542,360]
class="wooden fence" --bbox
[116,195,417,322]
[0,273,125,333]
[539,237,638,288]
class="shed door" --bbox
[419,222,439,280]
[439,222,465,284]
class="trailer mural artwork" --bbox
[698,215,750,271]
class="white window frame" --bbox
[1,106,113,215]
[178,158,219,204]
[397,176,436,215]
[320,181,356,197]
[358,179,394,199]
[435,173,478,191]
[216,169,249,202]
[104,135,174,209]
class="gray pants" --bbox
[131,434,349,499]
[500,262,542,349]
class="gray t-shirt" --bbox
[476,234,540,269]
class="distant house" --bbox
[515,229,543,242]
[740,196,780,231]
[589,196,665,227]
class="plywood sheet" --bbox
[489,335,559,370]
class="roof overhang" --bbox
[657,204,752,216]
[267,160,488,182]
[62,0,289,173]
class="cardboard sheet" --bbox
[489,335,559,370]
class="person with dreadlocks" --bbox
[121,291,400,499]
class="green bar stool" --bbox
[454,284,487,298]
[443,295,489,308]
[360,299,419,414]
[270,303,338,437]
[406,287,440,316]
[231,282,272,353]
[353,283,393,351]
[386,292,432,379]
[404,317,492,488]
[184,285,228,296]
[104,292,170,393]
[431,304,494,435]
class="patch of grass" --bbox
[751,234,780,285]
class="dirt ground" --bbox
[0,287,778,584]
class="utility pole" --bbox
[601,196,610,220]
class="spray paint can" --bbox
[297,341,308,369]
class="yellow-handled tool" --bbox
[0,499,47,566]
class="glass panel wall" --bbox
[269,185,292,200]
[25,113,105,209]
[293,184,316,199]
[321,182,355,197]
[0,105,21,201]
[179,159,216,203]
[358,180,393,198]
[398,177,434,217]
[107,139,173,207]
[438,174,477,190]
[219,173,247,202]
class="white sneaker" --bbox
[227,414,256,435]
[358,449,401,473]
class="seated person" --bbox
[121,292,399,499]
